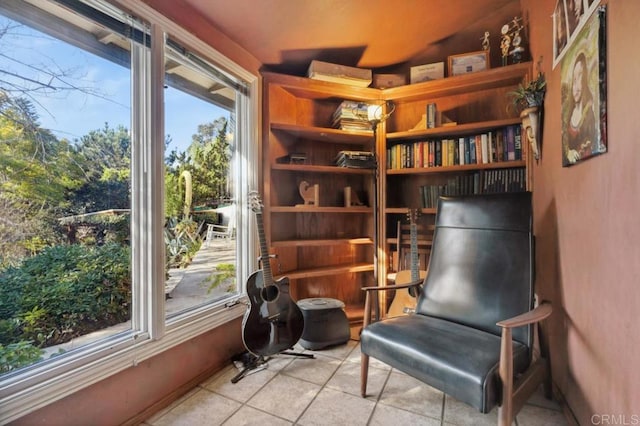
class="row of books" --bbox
[386,125,522,169]
[418,168,526,208]
[332,100,373,132]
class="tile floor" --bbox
[143,340,567,426]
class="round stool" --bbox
[297,298,350,350]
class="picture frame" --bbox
[553,0,601,69]
[447,51,489,77]
[561,5,607,167]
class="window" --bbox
[0,0,256,422]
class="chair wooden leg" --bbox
[360,353,369,397]
[498,327,514,426]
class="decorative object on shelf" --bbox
[448,51,489,76]
[560,5,607,167]
[332,101,374,131]
[410,62,444,83]
[297,181,319,206]
[481,31,490,51]
[509,16,525,64]
[500,24,511,66]
[373,73,406,89]
[509,68,546,161]
[335,150,376,169]
[344,186,365,207]
[276,152,307,164]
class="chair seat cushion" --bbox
[361,314,530,413]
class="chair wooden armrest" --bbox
[497,302,552,329]
[361,279,424,327]
[361,279,424,293]
[497,302,553,426]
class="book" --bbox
[496,129,505,162]
[481,133,489,164]
[506,125,516,161]
[427,103,437,129]
[469,136,477,164]
[475,135,483,164]
[514,125,522,160]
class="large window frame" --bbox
[0,0,258,422]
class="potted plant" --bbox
[508,72,546,161]
[509,71,546,112]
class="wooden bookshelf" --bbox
[261,62,532,323]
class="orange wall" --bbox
[10,318,244,426]
[522,0,640,422]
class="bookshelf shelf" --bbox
[270,206,372,213]
[386,118,522,141]
[386,160,526,175]
[271,238,373,248]
[271,122,373,144]
[275,262,374,280]
[272,164,372,174]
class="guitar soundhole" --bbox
[261,285,279,302]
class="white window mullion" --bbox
[148,23,166,339]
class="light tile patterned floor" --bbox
[143,341,567,426]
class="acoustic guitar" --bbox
[241,192,304,356]
[387,209,427,318]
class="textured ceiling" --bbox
[180,0,524,75]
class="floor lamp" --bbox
[366,101,394,320]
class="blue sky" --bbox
[0,16,225,153]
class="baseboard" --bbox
[551,381,580,426]
[121,363,227,426]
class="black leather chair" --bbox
[360,192,552,426]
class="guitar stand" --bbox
[230,349,315,384]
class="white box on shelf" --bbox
[410,62,445,83]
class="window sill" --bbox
[0,301,246,424]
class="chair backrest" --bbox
[416,192,534,347]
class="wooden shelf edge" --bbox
[271,122,373,144]
[276,263,374,280]
[272,238,373,248]
[270,206,373,213]
[382,62,531,101]
[272,164,373,174]
[387,117,522,140]
[263,71,381,101]
[386,160,526,175]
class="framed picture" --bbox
[553,0,601,68]
[447,51,489,77]
[561,5,607,167]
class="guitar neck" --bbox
[255,211,274,286]
[410,222,419,282]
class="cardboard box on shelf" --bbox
[307,60,372,87]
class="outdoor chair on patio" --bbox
[205,222,234,245]
[360,192,553,426]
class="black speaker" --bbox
[297,298,350,350]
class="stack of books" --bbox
[335,151,376,169]
[332,101,373,131]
